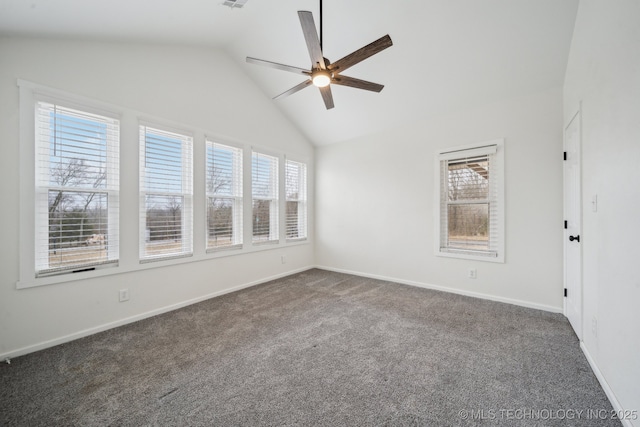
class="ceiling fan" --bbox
[246,0,393,110]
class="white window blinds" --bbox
[206,141,243,251]
[285,159,307,240]
[35,101,120,277]
[139,125,193,261]
[252,151,279,244]
[439,144,500,258]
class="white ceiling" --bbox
[0,0,579,146]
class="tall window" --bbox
[285,159,307,240]
[139,125,193,261]
[35,101,119,276]
[437,141,504,262]
[252,151,279,244]
[206,141,243,250]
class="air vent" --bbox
[222,0,248,8]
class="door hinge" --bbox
[563,151,567,161]
[564,288,567,297]
[564,220,568,229]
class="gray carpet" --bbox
[0,269,619,426]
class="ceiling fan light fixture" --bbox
[312,70,331,87]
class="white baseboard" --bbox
[314,265,563,314]
[1,266,314,361]
[581,342,636,427]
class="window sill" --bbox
[436,249,504,263]
[286,237,308,243]
[17,238,311,289]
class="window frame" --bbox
[251,150,280,245]
[435,139,505,263]
[205,139,243,252]
[18,82,124,285]
[139,123,194,263]
[285,158,308,242]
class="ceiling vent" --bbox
[222,0,248,8]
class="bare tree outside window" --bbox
[38,104,118,274]
[446,158,490,251]
[252,152,278,243]
[207,142,242,249]
[139,126,193,260]
[438,142,503,262]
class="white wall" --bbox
[564,0,640,422]
[0,37,314,358]
[316,87,564,311]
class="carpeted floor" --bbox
[0,269,620,426]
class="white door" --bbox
[564,110,582,339]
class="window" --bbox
[20,82,313,289]
[35,101,119,277]
[437,141,504,262]
[206,141,243,250]
[139,125,193,261]
[252,151,279,244]
[285,159,307,241]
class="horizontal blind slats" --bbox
[285,160,307,240]
[207,141,243,249]
[35,101,120,276]
[252,151,278,243]
[440,149,498,256]
[139,126,193,261]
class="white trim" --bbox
[435,138,505,263]
[580,343,635,427]
[283,153,311,166]
[17,238,311,289]
[19,79,122,120]
[438,144,497,161]
[315,265,562,313]
[19,83,38,288]
[437,250,502,263]
[435,139,502,158]
[3,266,315,361]
[138,117,195,139]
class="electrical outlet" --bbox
[281,255,287,264]
[468,269,477,279]
[592,316,598,338]
[119,289,130,302]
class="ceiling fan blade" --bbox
[273,80,313,100]
[332,75,385,92]
[298,11,326,69]
[330,34,393,74]
[319,85,335,110]
[246,57,310,75]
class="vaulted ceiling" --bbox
[0,0,579,145]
